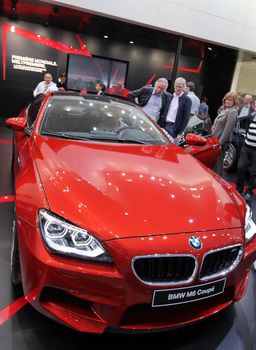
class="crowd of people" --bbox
[33,72,255,204]
[127,77,256,204]
[33,72,126,98]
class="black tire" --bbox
[10,206,22,285]
[223,143,237,172]
[10,134,15,182]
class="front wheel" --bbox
[223,143,237,172]
[10,206,21,285]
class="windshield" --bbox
[40,95,170,145]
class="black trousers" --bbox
[236,144,256,194]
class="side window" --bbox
[27,96,45,128]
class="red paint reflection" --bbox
[0,139,12,144]
[0,195,15,203]
[0,285,40,326]
[0,295,28,325]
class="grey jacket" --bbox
[213,108,238,146]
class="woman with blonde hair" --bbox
[213,91,239,175]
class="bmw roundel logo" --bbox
[189,236,202,250]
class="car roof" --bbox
[51,91,134,107]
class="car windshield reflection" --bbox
[40,95,170,145]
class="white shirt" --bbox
[166,92,184,122]
[187,91,200,115]
[33,81,58,97]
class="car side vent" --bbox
[132,255,196,286]
[200,244,243,280]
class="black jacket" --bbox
[127,87,169,118]
[57,81,67,90]
[158,93,192,137]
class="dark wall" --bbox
[0,16,237,122]
[0,17,180,118]
[83,35,205,93]
[0,18,71,118]
[201,46,238,119]
[78,35,177,90]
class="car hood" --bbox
[34,136,243,240]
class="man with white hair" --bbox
[158,77,191,138]
[127,78,169,122]
[238,94,254,119]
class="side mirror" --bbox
[5,117,27,131]
[185,133,207,146]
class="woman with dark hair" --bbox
[95,82,106,95]
[212,91,239,176]
[57,72,67,91]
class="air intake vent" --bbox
[200,244,243,280]
[132,255,196,285]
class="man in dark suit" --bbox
[158,77,191,139]
[57,72,67,91]
[127,78,169,122]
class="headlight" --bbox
[245,204,256,242]
[38,209,113,263]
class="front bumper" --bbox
[18,219,256,334]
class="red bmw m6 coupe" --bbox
[5,91,256,333]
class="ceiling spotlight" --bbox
[129,41,134,44]
[208,47,213,51]
[104,35,109,39]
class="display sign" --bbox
[152,278,226,307]
[11,55,57,74]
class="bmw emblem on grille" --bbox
[189,236,202,250]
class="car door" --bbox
[182,115,220,169]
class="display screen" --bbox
[67,54,128,93]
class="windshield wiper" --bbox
[88,135,149,144]
[41,131,149,144]
[41,131,91,141]
[118,138,148,144]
